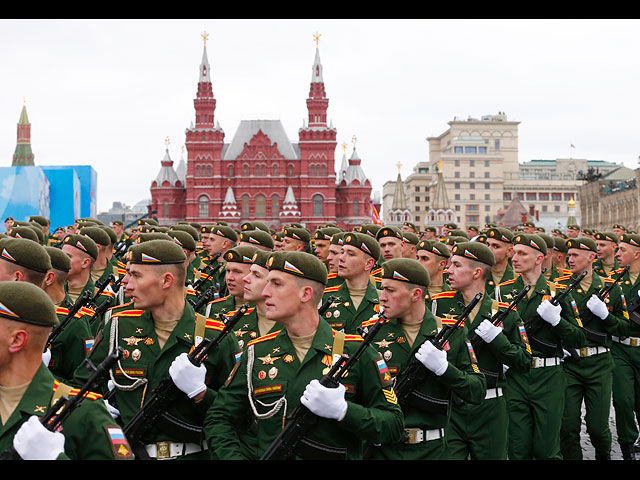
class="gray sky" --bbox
[1,19,638,214]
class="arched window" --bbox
[196,166,200,177]
[273,164,278,176]
[228,164,234,177]
[288,164,293,176]
[272,195,279,216]
[243,165,248,176]
[198,196,209,218]
[207,166,211,176]
[311,165,316,176]
[353,201,359,216]
[255,195,266,217]
[313,194,323,217]
[163,201,169,218]
[242,195,250,217]
[321,165,326,176]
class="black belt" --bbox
[294,436,348,460]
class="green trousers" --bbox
[560,352,614,460]
[611,342,640,445]
[505,364,565,459]
[445,392,508,460]
[368,437,446,460]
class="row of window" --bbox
[453,146,489,154]
[194,164,329,178]
[453,159,492,167]
[454,171,491,178]
[503,192,577,201]
[197,194,325,218]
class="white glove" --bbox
[415,341,448,376]
[537,299,561,326]
[13,415,65,460]
[562,349,572,361]
[103,380,120,419]
[300,379,348,421]
[586,294,609,320]
[475,319,502,344]
[169,352,207,398]
[42,348,51,366]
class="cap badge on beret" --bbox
[1,249,16,262]
[392,270,410,282]
[580,242,589,249]
[0,301,19,318]
[361,242,371,255]
[345,235,352,242]
[283,260,304,276]
[243,255,253,263]
[76,241,88,253]
[248,236,260,244]
[630,238,640,247]
[173,237,183,246]
[267,256,274,267]
[291,232,301,240]
[530,240,540,250]
[382,229,389,235]
[141,253,161,263]
[226,252,234,261]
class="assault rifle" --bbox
[188,283,216,313]
[261,312,389,460]
[318,295,337,316]
[393,292,483,407]
[470,284,531,352]
[45,289,92,352]
[191,252,222,293]
[0,347,124,460]
[123,304,250,459]
[87,274,116,309]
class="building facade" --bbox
[150,35,373,231]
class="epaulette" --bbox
[199,271,211,279]
[554,283,568,289]
[113,309,145,318]
[613,267,626,274]
[324,285,341,293]
[210,294,230,304]
[371,267,383,276]
[100,289,115,297]
[53,380,102,401]
[497,302,513,309]
[327,272,338,280]
[186,287,196,296]
[498,278,517,287]
[431,291,457,300]
[117,267,127,276]
[79,306,95,317]
[117,260,127,269]
[107,300,134,312]
[222,307,255,318]
[604,277,615,283]
[247,330,280,347]
[562,269,572,276]
[555,275,572,282]
[342,333,364,342]
[205,318,226,332]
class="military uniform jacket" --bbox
[203,319,405,460]
[432,290,532,389]
[71,302,242,446]
[219,306,283,351]
[360,309,486,431]
[320,281,381,334]
[48,294,95,384]
[615,267,640,337]
[325,272,344,290]
[0,364,133,460]
[486,262,516,298]
[554,272,629,350]
[593,257,620,278]
[496,274,586,358]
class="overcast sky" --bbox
[1,18,638,214]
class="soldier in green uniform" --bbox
[281,227,311,253]
[422,226,438,242]
[552,237,570,274]
[557,237,629,460]
[416,239,451,299]
[594,231,620,277]
[484,227,516,298]
[0,281,134,460]
[166,229,198,286]
[312,227,342,267]
[363,258,485,460]
[401,232,419,259]
[203,251,405,460]
[197,225,237,299]
[324,232,345,292]
[538,233,562,282]
[496,233,586,459]
[60,234,100,304]
[432,242,531,459]
[238,229,275,252]
[71,240,241,460]
[29,215,53,246]
[79,226,120,288]
[320,232,381,334]
[377,226,405,263]
[611,233,640,459]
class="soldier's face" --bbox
[243,264,269,303]
[379,238,403,261]
[511,245,543,274]
[208,234,229,255]
[379,279,414,318]
[225,262,251,298]
[125,264,168,310]
[616,243,640,267]
[61,245,91,276]
[596,240,617,260]
[338,245,370,279]
[326,244,341,273]
[486,238,512,265]
[447,256,480,291]
[282,237,305,252]
[568,249,594,274]
[416,250,443,279]
[262,270,303,321]
[314,240,330,263]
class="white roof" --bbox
[223,120,298,160]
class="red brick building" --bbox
[150,36,375,231]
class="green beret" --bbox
[567,224,580,231]
[0,281,58,327]
[523,222,535,228]
[211,225,238,242]
[382,258,430,288]
[287,223,304,229]
[447,229,470,240]
[360,224,382,238]
[402,222,417,231]
[266,251,327,285]
[44,246,71,272]
[224,245,258,265]
[137,232,173,243]
[148,226,169,234]
[111,220,124,227]
[62,234,99,261]
[486,227,514,243]
[79,226,111,247]
[241,221,270,233]
[451,241,495,267]
[8,226,39,243]
[27,223,46,243]
[537,233,555,251]
[595,232,619,244]
[215,221,228,226]
[80,217,104,226]
[613,224,626,230]
[138,218,158,226]
[342,232,381,261]
[513,233,547,256]
[29,215,49,227]
[444,223,458,229]
[167,230,196,252]
[251,249,272,269]
[200,225,214,234]
[127,239,186,265]
[283,227,310,244]
[566,237,597,253]
[330,232,345,246]
[445,236,467,246]
[0,237,52,273]
[376,226,403,242]
[467,226,479,233]
[98,225,117,244]
[239,230,274,250]
[417,239,450,258]
[402,232,419,246]
[314,227,342,241]
[272,232,284,241]
[475,234,488,244]
[553,237,568,253]
[170,224,200,242]
[423,226,437,233]
[619,233,640,247]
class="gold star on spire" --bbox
[352,135,357,147]
[313,31,321,48]
[165,136,170,149]
[341,141,347,155]
[202,31,209,48]
[397,162,403,172]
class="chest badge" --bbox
[122,336,143,346]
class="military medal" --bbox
[384,350,392,361]
[258,370,266,380]
[268,367,278,380]
[122,349,130,359]
[258,353,280,365]
[333,310,340,318]
[143,337,154,346]
[122,336,142,346]
[132,349,141,361]
[283,354,294,363]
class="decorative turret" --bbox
[12,100,35,166]
[385,162,411,225]
[279,186,301,221]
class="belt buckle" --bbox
[632,338,639,348]
[404,428,423,444]
[579,347,588,358]
[156,441,172,460]
[532,357,541,368]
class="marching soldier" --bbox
[552,237,570,274]
[377,226,405,263]
[594,232,620,277]
[415,239,451,299]
[401,232,419,259]
[312,227,342,267]
[484,227,516,298]
[281,227,311,253]
[203,251,405,460]
[324,232,345,291]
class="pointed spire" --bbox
[223,185,236,204]
[280,186,301,220]
[391,164,407,210]
[220,185,241,221]
[12,100,34,166]
[199,31,211,83]
[430,162,451,210]
[337,141,348,183]
[153,138,180,187]
[311,32,324,84]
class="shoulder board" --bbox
[100,290,115,297]
[343,333,364,342]
[555,275,572,282]
[604,277,615,283]
[498,278,517,287]
[554,283,568,289]
[371,267,383,275]
[199,271,211,279]
[108,300,134,312]
[562,269,572,276]
[497,302,513,309]
[117,268,127,276]
[186,287,196,296]
[613,267,626,274]
[223,307,255,318]
[56,306,69,316]
[247,331,280,347]
[361,317,379,328]
[324,285,341,293]
[374,276,382,283]
[79,306,95,317]
[113,309,145,318]
[432,291,457,300]
[117,260,126,269]
[327,272,338,279]
[441,316,464,327]
[211,295,230,304]
[205,318,226,332]
[53,380,102,401]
